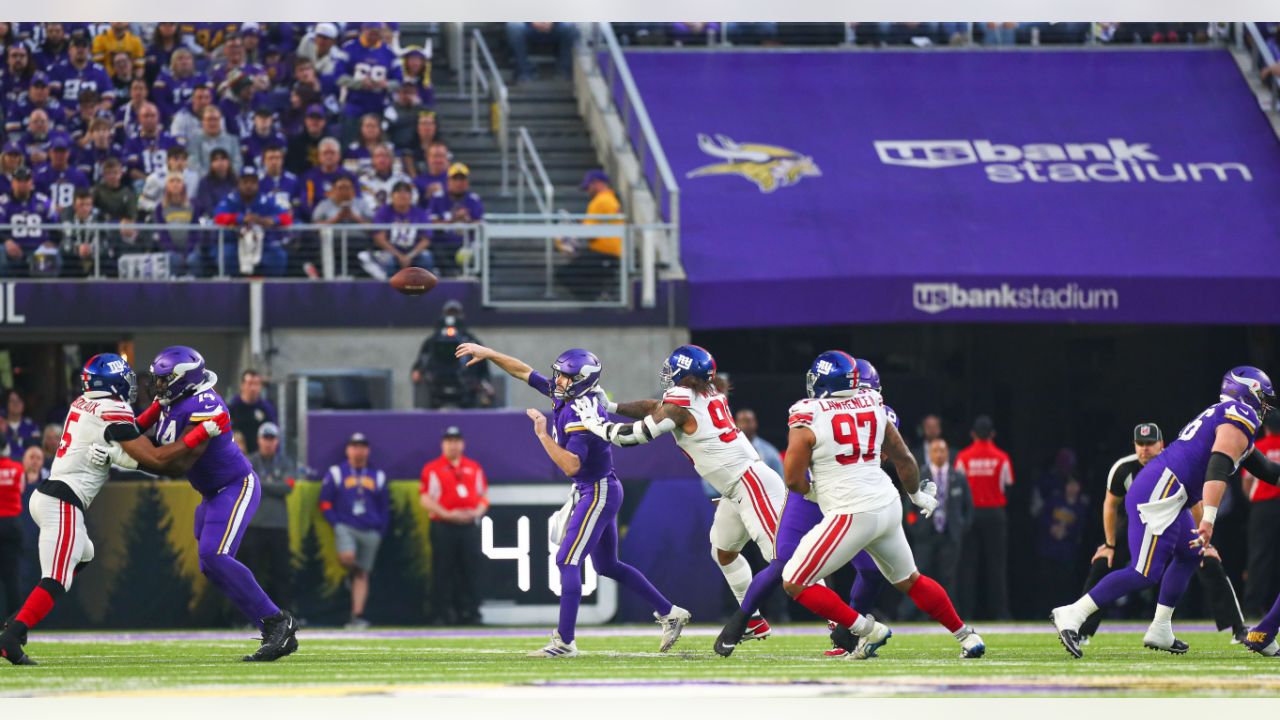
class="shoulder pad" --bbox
[1222,402,1260,436]
[662,386,694,407]
[787,399,817,428]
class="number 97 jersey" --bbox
[788,388,900,514]
[663,386,760,495]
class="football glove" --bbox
[909,488,939,518]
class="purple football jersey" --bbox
[1148,399,1262,504]
[526,371,615,490]
[158,389,255,496]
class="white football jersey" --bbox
[48,393,136,508]
[664,385,760,494]
[787,388,899,514]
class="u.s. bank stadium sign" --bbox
[875,139,1252,184]
[912,283,1119,315]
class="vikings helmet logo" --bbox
[686,134,821,193]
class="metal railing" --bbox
[470,28,511,195]
[1242,22,1280,111]
[594,23,681,243]
[515,126,555,215]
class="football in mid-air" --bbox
[389,267,438,296]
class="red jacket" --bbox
[1245,434,1280,503]
[0,457,23,518]
[420,455,488,521]
[955,439,1014,509]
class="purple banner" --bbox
[307,410,698,482]
[626,49,1280,328]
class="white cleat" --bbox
[656,605,691,652]
[1142,622,1189,655]
[849,616,892,660]
[528,630,579,658]
[960,631,986,659]
[1051,606,1085,658]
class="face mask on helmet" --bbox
[658,360,677,391]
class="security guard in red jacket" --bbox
[419,426,489,625]
[954,415,1014,620]
[0,455,24,617]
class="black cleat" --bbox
[1144,638,1189,655]
[713,610,750,658]
[0,629,36,666]
[243,611,299,662]
[829,623,858,654]
[1051,611,1083,659]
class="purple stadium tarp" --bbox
[626,49,1280,328]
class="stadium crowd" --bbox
[0,22,484,279]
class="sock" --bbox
[1152,603,1174,625]
[907,574,964,633]
[1071,594,1101,616]
[557,564,582,644]
[739,561,784,618]
[1257,593,1280,635]
[14,581,61,630]
[952,625,973,641]
[1156,554,1197,608]
[716,553,753,606]
[1083,567,1155,608]
[794,585,859,628]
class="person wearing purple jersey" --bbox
[152,48,208,120]
[1053,366,1280,658]
[413,141,449,206]
[0,44,33,110]
[5,74,65,138]
[302,137,356,215]
[121,103,180,182]
[335,24,401,143]
[455,342,691,658]
[425,163,483,276]
[240,108,287,171]
[73,117,121,183]
[16,110,68,168]
[48,36,114,110]
[34,137,90,213]
[361,181,433,280]
[257,146,301,217]
[144,346,299,662]
[0,167,60,277]
[210,34,268,95]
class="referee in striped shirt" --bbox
[1079,423,1247,644]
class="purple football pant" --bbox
[194,473,280,628]
[738,491,888,617]
[556,477,673,643]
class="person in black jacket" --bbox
[410,300,494,409]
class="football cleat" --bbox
[849,616,892,660]
[1051,607,1084,659]
[1231,629,1247,645]
[742,616,771,642]
[1143,623,1188,655]
[960,630,986,659]
[244,610,299,662]
[528,631,578,658]
[828,622,860,656]
[0,629,35,666]
[656,605,691,652]
[1244,628,1280,657]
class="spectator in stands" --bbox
[122,102,178,183]
[34,23,70,69]
[399,112,439,177]
[33,137,87,215]
[194,149,236,221]
[955,415,1015,620]
[286,104,329,176]
[6,73,63,138]
[982,22,1019,45]
[39,425,59,470]
[398,46,434,107]
[559,169,622,300]
[189,105,242,177]
[154,47,208,121]
[297,22,343,79]
[116,79,155,139]
[411,300,495,409]
[59,188,103,276]
[144,22,184,86]
[92,22,144,78]
[16,109,59,167]
[211,33,268,94]
[241,107,287,170]
[425,163,483,277]
[228,369,278,455]
[734,408,783,478]
[92,157,145,261]
[0,167,59,278]
[1,42,34,107]
[289,58,330,112]
[385,83,425,153]
[218,75,259,139]
[66,89,102,144]
[212,166,291,277]
[362,180,434,281]
[74,118,120,183]
[419,426,488,625]
[302,137,355,215]
[344,113,389,176]
[360,144,412,207]
[153,174,201,277]
[1243,413,1280,616]
[244,421,295,614]
[312,174,374,226]
[336,23,400,143]
[1,390,40,460]
[49,35,114,109]
[169,84,214,146]
[109,51,138,90]
[413,140,450,204]
[320,432,390,630]
[259,145,302,217]
[505,23,578,82]
[139,145,199,217]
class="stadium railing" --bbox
[470,27,511,196]
[1242,22,1280,110]
[515,126,555,215]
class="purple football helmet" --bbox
[1221,366,1275,418]
[883,404,900,429]
[855,358,881,392]
[550,348,602,400]
[150,346,207,403]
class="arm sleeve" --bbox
[103,422,143,443]
[1242,448,1280,486]
[526,371,553,398]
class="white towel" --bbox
[549,489,578,545]
[238,226,264,275]
[1136,483,1188,536]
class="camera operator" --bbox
[411,300,495,409]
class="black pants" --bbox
[0,517,22,617]
[958,507,1010,619]
[1081,553,1243,637]
[238,527,293,611]
[429,521,482,624]
[1245,500,1280,614]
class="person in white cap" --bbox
[298,22,346,78]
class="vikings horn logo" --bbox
[686,134,821,193]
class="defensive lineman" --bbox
[573,345,784,641]
[1053,367,1280,658]
[1,354,222,665]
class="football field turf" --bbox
[1,623,1276,698]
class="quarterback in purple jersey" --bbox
[1053,366,1280,658]
[143,346,299,662]
[455,342,691,658]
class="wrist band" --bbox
[1202,505,1218,524]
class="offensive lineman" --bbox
[573,345,784,641]
[0,354,224,665]
[777,351,984,659]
